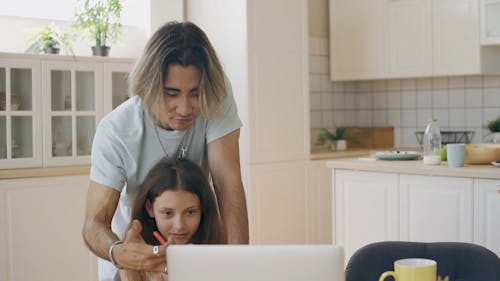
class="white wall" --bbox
[150,0,184,36]
[0,16,147,58]
[186,0,249,188]
[0,0,181,58]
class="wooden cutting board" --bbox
[346,127,394,149]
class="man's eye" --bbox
[164,90,178,97]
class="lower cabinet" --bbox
[399,175,473,242]
[248,161,308,244]
[0,175,97,281]
[333,169,497,264]
[248,160,332,245]
[306,160,333,244]
[334,170,399,261]
[474,179,500,257]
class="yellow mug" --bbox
[379,258,437,281]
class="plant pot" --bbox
[336,139,347,151]
[493,132,500,144]
[44,46,60,54]
[92,45,110,56]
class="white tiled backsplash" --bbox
[309,37,500,148]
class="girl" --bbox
[121,157,226,281]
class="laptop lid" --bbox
[167,244,345,281]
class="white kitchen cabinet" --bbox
[103,62,133,114]
[334,170,399,261]
[333,168,500,262]
[433,0,482,76]
[42,60,103,166]
[248,161,308,244]
[399,175,473,242]
[330,0,500,80]
[480,0,500,45]
[246,0,309,244]
[248,160,333,245]
[0,53,134,169]
[329,0,388,80]
[247,0,309,164]
[474,179,500,257]
[188,0,310,244]
[387,0,432,77]
[0,175,97,281]
[0,57,42,169]
[306,160,333,244]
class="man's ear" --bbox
[146,200,155,218]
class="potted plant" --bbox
[26,23,74,55]
[486,116,500,143]
[316,127,359,151]
[73,0,123,56]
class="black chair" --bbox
[345,241,500,281]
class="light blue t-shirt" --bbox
[90,85,242,281]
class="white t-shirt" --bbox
[90,87,242,281]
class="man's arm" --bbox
[82,181,167,271]
[208,129,249,244]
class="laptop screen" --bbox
[167,244,345,281]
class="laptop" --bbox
[167,244,345,281]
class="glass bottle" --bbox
[423,117,442,165]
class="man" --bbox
[82,21,249,281]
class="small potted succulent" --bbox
[486,116,500,143]
[316,127,359,151]
[26,23,74,55]
[73,0,123,56]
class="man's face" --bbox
[160,64,202,131]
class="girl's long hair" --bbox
[130,158,226,244]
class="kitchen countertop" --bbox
[0,165,90,180]
[310,147,420,160]
[310,148,374,160]
[326,157,500,180]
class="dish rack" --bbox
[415,131,474,146]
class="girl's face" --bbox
[146,189,201,244]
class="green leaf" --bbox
[73,0,123,46]
[487,116,500,132]
[25,23,75,55]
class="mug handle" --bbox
[379,271,397,281]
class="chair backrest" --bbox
[345,241,500,281]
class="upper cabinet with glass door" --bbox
[481,0,500,44]
[42,60,103,166]
[103,62,134,114]
[0,53,134,169]
[42,57,134,167]
[0,55,42,169]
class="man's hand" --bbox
[208,129,249,244]
[82,182,168,273]
[116,219,167,272]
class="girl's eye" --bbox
[190,90,199,97]
[163,211,173,216]
[186,209,198,216]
